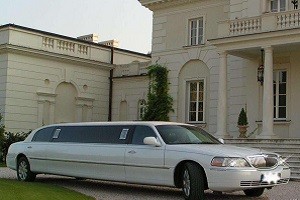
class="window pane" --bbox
[271,0,278,12]
[32,127,55,142]
[131,126,156,145]
[199,81,204,91]
[190,82,197,91]
[280,71,287,82]
[190,102,196,111]
[279,107,286,118]
[274,95,276,106]
[274,107,276,118]
[198,19,203,27]
[198,112,204,121]
[198,102,203,112]
[279,95,286,106]
[280,0,286,11]
[279,83,286,94]
[190,112,196,121]
[190,92,197,101]
[198,92,204,101]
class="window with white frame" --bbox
[188,80,205,122]
[189,17,204,46]
[270,0,287,12]
[138,99,146,120]
[273,70,287,119]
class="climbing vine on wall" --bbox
[142,64,173,121]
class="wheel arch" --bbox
[16,153,27,168]
[174,160,208,190]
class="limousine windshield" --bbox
[156,125,221,145]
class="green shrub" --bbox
[1,131,31,162]
[237,108,248,126]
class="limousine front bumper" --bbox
[207,166,290,192]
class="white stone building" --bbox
[0,24,150,132]
[139,0,300,139]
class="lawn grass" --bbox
[0,162,6,167]
[0,179,94,200]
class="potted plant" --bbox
[237,108,248,138]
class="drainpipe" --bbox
[108,47,114,121]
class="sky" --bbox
[0,0,153,54]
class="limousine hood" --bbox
[166,144,273,158]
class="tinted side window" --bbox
[52,126,100,143]
[131,126,156,145]
[100,126,131,144]
[52,125,133,144]
[32,127,55,142]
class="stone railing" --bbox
[218,9,300,38]
[277,9,300,29]
[229,16,262,36]
[42,37,89,55]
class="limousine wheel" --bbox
[17,157,36,182]
[243,188,265,197]
[182,162,205,200]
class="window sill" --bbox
[183,44,206,49]
[187,122,207,128]
[255,120,291,125]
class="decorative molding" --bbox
[140,0,204,11]
[0,44,113,70]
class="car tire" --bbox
[243,188,265,197]
[17,157,36,182]
[182,162,205,200]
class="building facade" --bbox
[140,0,300,138]
[0,24,150,132]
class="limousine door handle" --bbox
[27,146,32,149]
[128,150,136,154]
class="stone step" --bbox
[290,178,300,181]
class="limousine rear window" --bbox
[32,127,55,142]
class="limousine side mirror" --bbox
[218,138,224,144]
[143,137,161,147]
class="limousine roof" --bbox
[24,121,192,142]
[45,121,188,127]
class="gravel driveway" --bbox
[1,167,299,200]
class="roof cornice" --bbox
[139,0,201,11]
[0,44,113,70]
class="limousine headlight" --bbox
[211,157,251,167]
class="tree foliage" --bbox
[142,64,173,121]
[0,113,31,162]
[237,108,248,126]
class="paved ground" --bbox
[1,167,299,200]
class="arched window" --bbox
[138,100,146,120]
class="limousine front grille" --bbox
[240,178,289,187]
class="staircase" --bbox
[224,139,300,181]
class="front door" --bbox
[125,125,167,185]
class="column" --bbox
[49,102,55,124]
[37,101,44,127]
[260,46,277,138]
[215,51,231,138]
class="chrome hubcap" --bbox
[18,161,28,180]
[183,169,190,196]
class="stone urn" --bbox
[238,125,249,138]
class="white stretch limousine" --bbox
[7,122,290,199]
